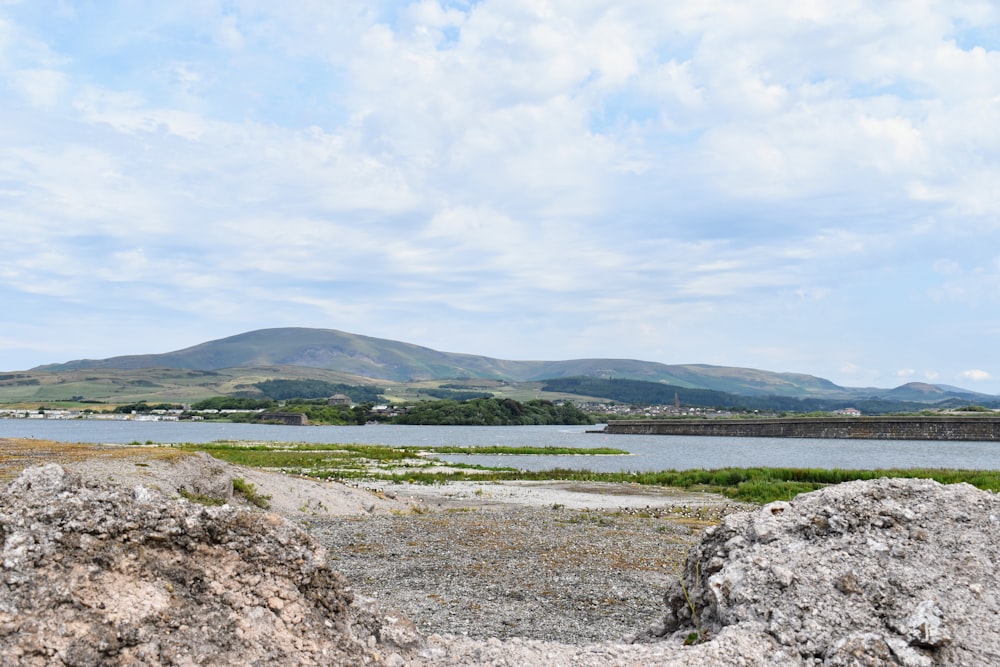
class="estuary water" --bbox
[2,419,998,472]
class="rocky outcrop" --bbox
[655,478,1000,665]
[0,464,420,666]
[4,464,999,666]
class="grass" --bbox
[679,562,706,645]
[165,441,1000,504]
[316,465,1000,504]
[232,477,272,509]
[175,441,425,476]
[172,441,621,480]
[5,437,996,506]
[425,445,628,455]
[178,488,227,506]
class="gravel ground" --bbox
[305,500,745,645]
[2,438,758,662]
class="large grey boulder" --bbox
[4,465,998,666]
[0,464,419,666]
[655,477,1000,665]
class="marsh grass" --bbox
[174,440,1000,504]
[174,441,619,479]
[427,445,628,455]
[360,466,1000,504]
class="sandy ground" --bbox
[364,478,739,512]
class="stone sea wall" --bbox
[604,416,1000,440]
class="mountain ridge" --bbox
[32,327,994,402]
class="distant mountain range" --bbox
[32,327,995,404]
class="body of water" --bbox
[2,419,998,471]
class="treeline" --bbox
[422,389,494,401]
[393,398,594,426]
[440,382,499,390]
[543,377,733,408]
[190,397,275,411]
[228,401,368,426]
[541,377,990,415]
[253,379,383,402]
[112,401,185,413]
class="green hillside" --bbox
[34,328,538,381]
[30,327,855,394]
[17,327,996,407]
[0,366,381,406]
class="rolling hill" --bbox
[29,327,995,404]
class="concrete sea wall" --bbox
[603,416,1000,441]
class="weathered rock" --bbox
[654,477,1000,665]
[0,464,420,666]
[169,452,234,502]
[4,464,998,666]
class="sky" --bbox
[2,1,1000,394]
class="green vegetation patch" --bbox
[424,445,628,455]
[341,466,1000,505]
[177,441,423,476]
[393,397,594,425]
[174,440,1000,505]
[254,379,384,402]
[542,376,1000,415]
[175,441,626,479]
[421,389,495,401]
[178,488,227,506]
[232,477,272,508]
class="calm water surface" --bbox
[2,419,998,472]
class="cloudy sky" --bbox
[2,1,999,393]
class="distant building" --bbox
[327,394,353,406]
[834,408,862,417]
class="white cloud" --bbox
[959,369,993,382]
[9,67,66,107]
[73,87,207,140]
[1,1,1000,392]
[215,13,244,50]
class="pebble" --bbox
[307,505,728,644]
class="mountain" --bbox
[35,328,519,381]
[32,327,836,392]
[32,327,992,403]
[878,382,989,402]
